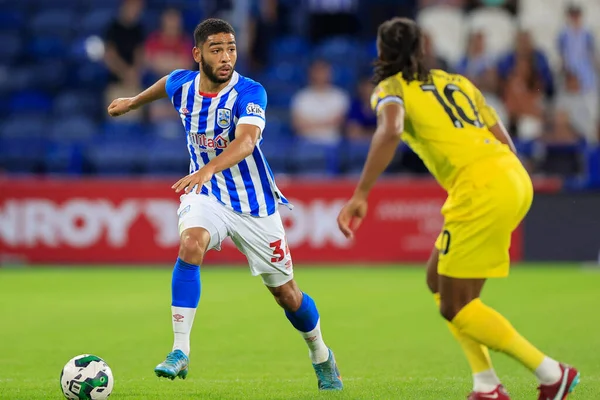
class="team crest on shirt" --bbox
[217,108,232,129]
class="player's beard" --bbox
[200,54,233,84]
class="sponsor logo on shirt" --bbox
[245,102,265,118]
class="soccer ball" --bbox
[60,354,113,400]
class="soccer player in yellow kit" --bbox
[337,17,580,400]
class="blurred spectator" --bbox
[502,56,544,140]
[145,8,193,79]
[346,77,377,140]
[455,31,493,86]
[498,30,554,98]
[248,0,278,73]
[103,0,145,121]
[422,31,450,71]
[291,60,350,143]
[479,67,509,126]
[537,108,583,176]
[144,8,193,125]
[557,4,598,142]
[419,0,465,8]
[306,0,360,44]
[555,71,598,144]
[465,0,518,15]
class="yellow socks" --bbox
[434,294,500,391]
[451,298,545,371]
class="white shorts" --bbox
[177,193,293,287]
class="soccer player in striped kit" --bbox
[107,18,342,391]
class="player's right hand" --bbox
[337,197,368,240]
[107,97,135,117]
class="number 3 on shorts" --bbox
[269,237,290,262]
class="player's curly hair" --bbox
[372,17,429,85]
[194,18,235,46]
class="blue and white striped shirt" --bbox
[166,69,290,217]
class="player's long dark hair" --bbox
[372,17,429,85]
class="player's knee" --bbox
[178,233,207,265]
[270,282,302,312]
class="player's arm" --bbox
[203,124,261,174]
[107,76,168,117]
[337,101,404,239]
[488,120,516,154]
[353,103,404,200]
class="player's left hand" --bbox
[172,166,215,194]
[337,196,368,240]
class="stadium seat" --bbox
[78,9,115,37]
[313,36,365,66]
[144,137,189,175]
[53,91,102,117]
[258,137,292,174]
[269,36,310,64]
[50,116,97,142]
[44,140,84,175]
[0,115,47,139]
[330,63,357,92]
[0,32,22,63]
[466,7,518,60]
[102,121,146,138]
[73,61,108,90]
[288,138,341,175]
[340,140,371,174]
[86,137,148,175]
[417,5,466,67]
[0,10,24,31]
[0,137,45,173]
[9,90,52,115]
[33,60,68,91]
[29,10,76,38]
[28,37,68,59]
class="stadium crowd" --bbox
[0,0,599,187]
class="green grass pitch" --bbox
[0,264,598,399]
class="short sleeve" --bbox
[165,69,194,99]
[472,84,500,128]
[237,83,267,132]
[370,76,404,115]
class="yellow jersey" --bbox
[370,69,514,191]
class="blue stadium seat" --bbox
[34,60,68,91]
[288,138,341,175]
[28,37,68,59]
[258,137,292,174]
[313,36,364,65]
[29,10,76,38]
[102,121,145,138]
[44,140,84,175]
[78,9,115,36]
[144,137,189,175]
[0,115,47,138]
[0,32,22,63]
[340,140,371,174]
[0,137,45,173]
[53,91,101,117]
[86,137,147,175]
[85,0,120,8]
[263,62,308,85]
[9,90,52,114]
[331,63,357,92]
[269,36,309,63]
[0,11,24,30]
[50,116,97,142]
[73,61,108,90]
[4,65,37,92]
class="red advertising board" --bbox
[0,176,554,265]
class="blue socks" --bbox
[285,292,320,332]
[171,258,201,308]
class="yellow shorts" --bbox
[435,155,533,279]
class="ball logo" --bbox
[245,102,264,118]
[173,314,184,323]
